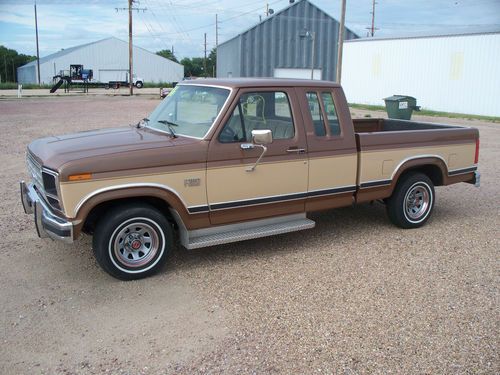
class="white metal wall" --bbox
[18,37,184,84]
[342,33,500,116]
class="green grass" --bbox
[142,82,174,88]
[349,103,499,123]
[0,82,53,89]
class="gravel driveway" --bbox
[1,96,498,374]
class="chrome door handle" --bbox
[286,148,306,154]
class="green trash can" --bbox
[383,95,421,120]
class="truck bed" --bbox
[352,118,479,203]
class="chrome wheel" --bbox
[112,220,160,268]
[404,183,431,221]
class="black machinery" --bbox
[50,64,94,93]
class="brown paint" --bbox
[305,192,354,212]
[209,199,305,226]
[356,125,478,151]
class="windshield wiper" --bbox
[136,117,149,128]
[158,120,178,138]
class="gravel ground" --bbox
[0,96,498,374]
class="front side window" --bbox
[147,85,230,138]
[219,91,295,143]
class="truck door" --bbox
[295,87,358,211]
[206,88,308,225]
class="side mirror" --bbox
[252,129,273,145]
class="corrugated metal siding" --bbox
[342,33,500,116]
[17,37,184,84]
[217,0,357,81]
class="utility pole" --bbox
[366,0,378,37]
[128,0,133,95]
[34,1,41,85]
[215,14,219,48]
[215,13,219,77]
[3,56,7,83]
[12,59,15,83]
[116,1,146,95]
[336,0,346,84]
[203,33,207,77]
[310,32,316,80]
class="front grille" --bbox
[27,153,44,192]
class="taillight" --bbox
[474,138,480,164]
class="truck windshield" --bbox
[147,85,230,138]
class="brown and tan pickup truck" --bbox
[20,79,480,279]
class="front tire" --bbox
[135,81,143,88]
[92,203,172,280]
[386,172,435,229]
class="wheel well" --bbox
[398,164,444,187]
[82,196,173,235]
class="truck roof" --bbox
[180,78,341,89]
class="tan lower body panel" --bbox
[358,143,476,184]
[60,169,207,219]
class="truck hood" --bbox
[28,126,208,181]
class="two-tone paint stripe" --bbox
[448,166,477,176]
[358,165,478,189]
[187,185,356,214]
[187,165,478,214]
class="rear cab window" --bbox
[304,90,341,138]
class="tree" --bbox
[181,57,205,77]
[180,48,217,78]
[0,46,36,83]
[156,49,178,63]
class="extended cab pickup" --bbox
[20,79,480,279]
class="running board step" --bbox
[184,214,315,250]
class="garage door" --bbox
[274,68,322,80]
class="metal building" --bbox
[217,0,358,81]
[342,29,500,117]
[17,37,184,84]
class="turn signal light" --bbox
[68,173,92,181]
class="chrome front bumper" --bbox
[20,181,74,243]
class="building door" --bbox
[206,88,309,225]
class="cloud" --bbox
[1,0,499,58]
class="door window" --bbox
[219,91,295,143]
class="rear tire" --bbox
[92,203,173,280]
[386,172,435,229]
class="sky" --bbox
[0,0,499,60]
